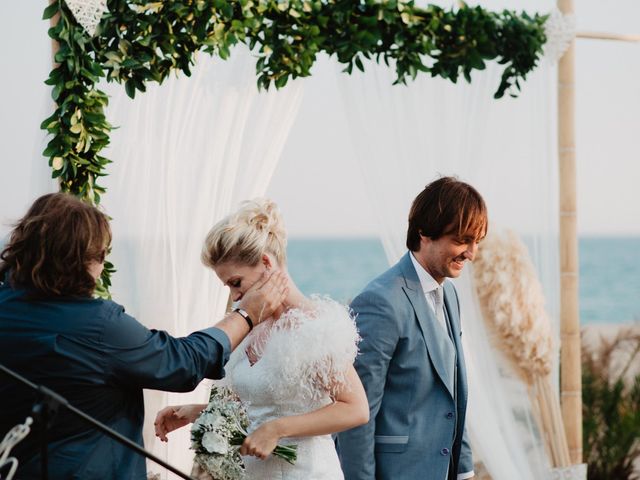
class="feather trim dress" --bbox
[226,296,359,479]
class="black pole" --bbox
[0,363,195,480]
[40,403,48,480]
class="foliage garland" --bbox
[41,0,548,295]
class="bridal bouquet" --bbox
[191,385,297,480]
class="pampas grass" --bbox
[474,230,571,468]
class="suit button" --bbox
[446,412,454,419]
[440,448,450,456]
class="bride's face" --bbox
[213,256,272,302]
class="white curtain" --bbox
[334,2,559,476]
[0,3,56,241]
[100,46,303,477]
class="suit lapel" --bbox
[399,254,456,398]
[443,281,468,406]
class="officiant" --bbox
[0,192,288,479]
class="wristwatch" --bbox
[232,308,254,330]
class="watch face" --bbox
[233,308,253,329]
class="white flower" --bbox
[202,431,229,455]
[194,412,223,429]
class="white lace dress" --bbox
[225,296,359,480]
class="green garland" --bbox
[41,0,548,296]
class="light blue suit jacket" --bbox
[337,252,473,480]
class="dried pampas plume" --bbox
[473,229,554,384]
[473,229,571,469]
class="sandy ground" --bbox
[582,322,640,346]
[582,322,640,380]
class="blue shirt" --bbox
[0,279,231,479]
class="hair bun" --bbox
[202,198,288,268]
[241,198,286,243]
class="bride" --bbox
[154,199,369,479]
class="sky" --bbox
[1,1,639,238]
[266,0,640,237]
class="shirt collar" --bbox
[409,251,440,294]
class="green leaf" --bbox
[51,83,63,101]
[40,112,59,130]
[43,144,59,157]
[274,75,289,88]
[124,80,136,99]
[219,44,231,59]
[42,2,59,20]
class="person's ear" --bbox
[419,232,432,248]
[262,254,273,270]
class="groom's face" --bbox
[417,231,481,283]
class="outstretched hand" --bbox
[239,270,288,326]
[154,404,205,442]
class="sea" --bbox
[286,237,640,325]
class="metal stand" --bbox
[0,363,195,480]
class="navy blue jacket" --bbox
[0,278,230,479]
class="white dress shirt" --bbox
[409,252,453,336]
[409,253,475,480]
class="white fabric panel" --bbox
[334,21,559,478]
[0,4,57,241]
[100,47,302,477]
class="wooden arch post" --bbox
[558,0,582,465]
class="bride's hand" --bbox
[240,420,282,460]
[154,404,205,442]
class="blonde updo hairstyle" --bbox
[202,198,287,269]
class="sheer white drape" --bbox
[100,47,302,477]
[0,3,56,241]
[334,5,559,477]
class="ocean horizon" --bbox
[286,236,640,325]
[1,234,636,325]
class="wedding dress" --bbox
[225,296,359,480]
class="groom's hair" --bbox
[406,176,487,251]
[0,193,111,298]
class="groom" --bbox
[337,177,487,480]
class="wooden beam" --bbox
[577,31,640,43]
[558,0,582,466]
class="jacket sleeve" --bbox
[458,425,474,475]
[102,303,232,392]
[337,289,399,480]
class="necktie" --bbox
[433,286,447,333]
